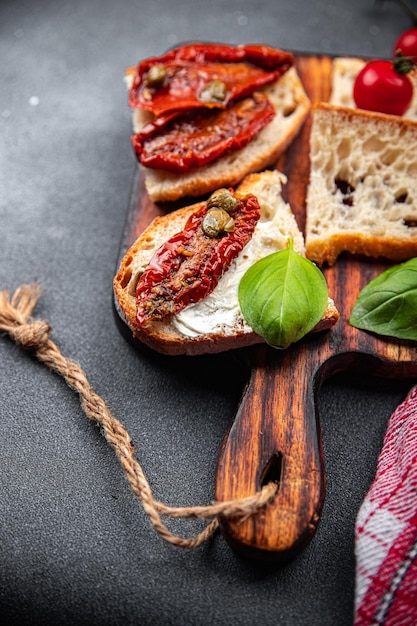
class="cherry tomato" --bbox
[353,59,413,116]
[393,26,417,61]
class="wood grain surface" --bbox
[116,55,417,561]
[215,55,417,561]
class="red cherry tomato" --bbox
[353,59,413,116]
[394,26,417,61]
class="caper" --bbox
[199,79,227,103]
[223,216,235,232]
[207,188,239,214]
[146,64,167,88]
[202,208,235,238]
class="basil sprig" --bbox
[238,239,328,349]
[350,257,417,341]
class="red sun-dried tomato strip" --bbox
[135,192,260,325]
[129,43,293,116]
[138,43,294,71]
[131,93,275,174]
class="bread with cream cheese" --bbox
[125,66,311,203]
[114,170,339,355]
[305,102,417,266]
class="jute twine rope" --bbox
[0,283,277,549]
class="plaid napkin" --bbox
[354,384,417,625]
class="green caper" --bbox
[146,64,167,88]
[199,79,228,103]
[207,188,239,214]
[202,208,235,238]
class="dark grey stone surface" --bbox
[0,1,414,624]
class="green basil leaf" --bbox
[350,257,417,341]
[238,239,329,349]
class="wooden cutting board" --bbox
[116,54,417,561]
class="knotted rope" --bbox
[0,284,277,549]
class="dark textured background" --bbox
[0,1,415,624]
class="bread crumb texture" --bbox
[306,104,417,265]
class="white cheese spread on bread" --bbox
[173,174,305,337]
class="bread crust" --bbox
[127,66,311,202]
[114,171,339,355]
[307,233,417,267]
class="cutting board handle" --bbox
[215,339,328,561]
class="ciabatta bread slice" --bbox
[126,67,311,203]
[114,170,339,355]
[329,56,417,120]
[305,103,417,266]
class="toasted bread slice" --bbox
[114,170,339,355]
[305,103,417,266]
[125,66,311,202]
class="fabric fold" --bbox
[354,384,417,624]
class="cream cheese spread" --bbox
[173,206,304,338]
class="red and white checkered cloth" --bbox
[354,384,417,625]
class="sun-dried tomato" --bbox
[129,42,293,116]
[131,93,275,173]
[135,192,260,325]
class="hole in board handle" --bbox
[259,453,283,490]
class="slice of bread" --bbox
[329,56,417,120]
[126,66,311,203]
[114,170,339,355]
[305,102,417,266]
